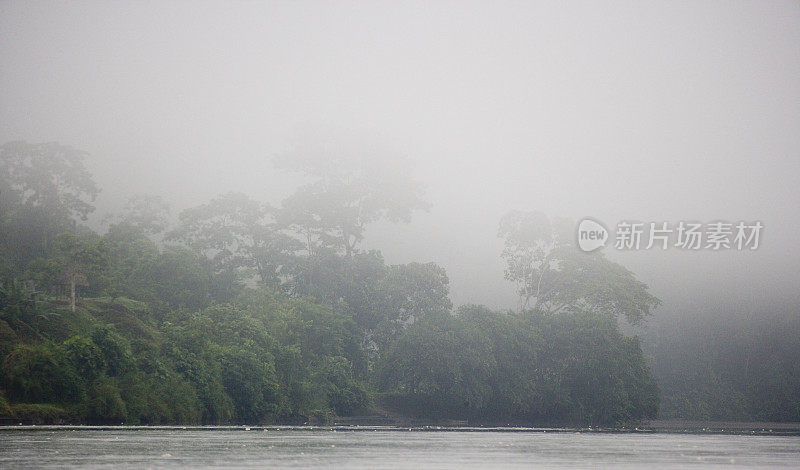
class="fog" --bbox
[2,0,798,315]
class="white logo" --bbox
[577,218,608,252]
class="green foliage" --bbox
[0,389,11,416]
[90,326,134,377]
[0,141,99,273]
[7,138,792,427]
[0,279,45,329]
[8,403,75,424]
[377,308,659,426]
[377,313,495,418]
[219,346,280,423]
[118,369,202,424]
[63,335,105,379]
[311,356,369,416]
[88,375,127,423]
[102,225,231,311]
[648,312,800,422]
[287,250,453,363]
[1,342,84,404]
[167,192,301,288]
[155,292,369,423]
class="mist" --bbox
[1,0,799,437]
[3,1,798,315]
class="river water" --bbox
[1,426,798,468]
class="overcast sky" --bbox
[2,1,798,314]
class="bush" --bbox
[10,403,76,424]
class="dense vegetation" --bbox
[2,140,793,426]
[377,306,658,425]
[646,310,800,422]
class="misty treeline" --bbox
[0,141,796,425]
[646,310,800,422]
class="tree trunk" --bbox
[70,277,76,313]
[343,230,353,257]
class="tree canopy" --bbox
[499,210,660,324]
[3,140,789,427]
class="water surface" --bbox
[1,427,798,468]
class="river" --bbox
[1,426,798,468]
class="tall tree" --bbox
[50,233,108,312]
[499,211,659,324]
[0,141,99,268]
[498,210,555,311]
[167,192,301,288]
[275,136,428,257]
[370,262,453,350]
[105,194,170,239]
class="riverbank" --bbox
[3,422,800,436]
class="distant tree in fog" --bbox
[275,136,429,257]
[499,211,659,324]
[0,141,99,268]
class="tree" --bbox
[283,250,452,361]
[167,192,301,288]
[105,194,170,238]
[499,211,659,324]
[375,313,496,418]
[107,245,223,311]
[50,233,108,313]
[275,137,428,257]
[370,262,452,352]
[1,342,84,404]
[381,262,452,322]
[0,278,45,328]
[376,307,660,425]
[0,141,99,266]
